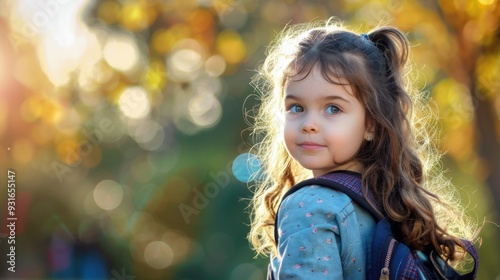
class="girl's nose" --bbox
[301,115,319,133]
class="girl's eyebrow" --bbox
[285,94,351,104]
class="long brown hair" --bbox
[248,20,478,262]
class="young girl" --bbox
[248,20,479,279]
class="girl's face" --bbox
[283,64,372,177]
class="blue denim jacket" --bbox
[270,184,376,279]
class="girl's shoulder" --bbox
[276,183,376,242]
[280,184,356,217]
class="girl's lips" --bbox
[298,142,325,150]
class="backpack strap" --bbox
[462,239,479,279]
[431,238,479,279]
[317,171,383,220]
[273,170,383,243]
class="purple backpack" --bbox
[269,171,479,280]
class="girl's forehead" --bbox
[284,66,356,98]
[285,64,350,87]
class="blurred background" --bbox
[0,0,498,279]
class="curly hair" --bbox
[247,19,478,262]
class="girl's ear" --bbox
[365,117,376,141]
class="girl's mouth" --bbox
[298,141,325,150]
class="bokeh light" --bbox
[33,0,96,87]
[143,60,167,91]
[118,86,151,120]
[478,0,495,5]
[216,30,246,64]
[132,120,165,151]
[103,34,141,73]
[188,92,222,128]
[151,24,190,54]
[144,241,174,269]
[120,1,158,32]
[194,75,223,98]
[161,230,192,264]
[93,180,124,211]
[205,55,227,77]
[167,39,206,82]
[232,153,263,183]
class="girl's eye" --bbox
[325,105,341,114]
[288,104,304,113]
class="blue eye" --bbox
[325,105,340,114]
[288,104,304,113]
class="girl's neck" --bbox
[312,161,364,177]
